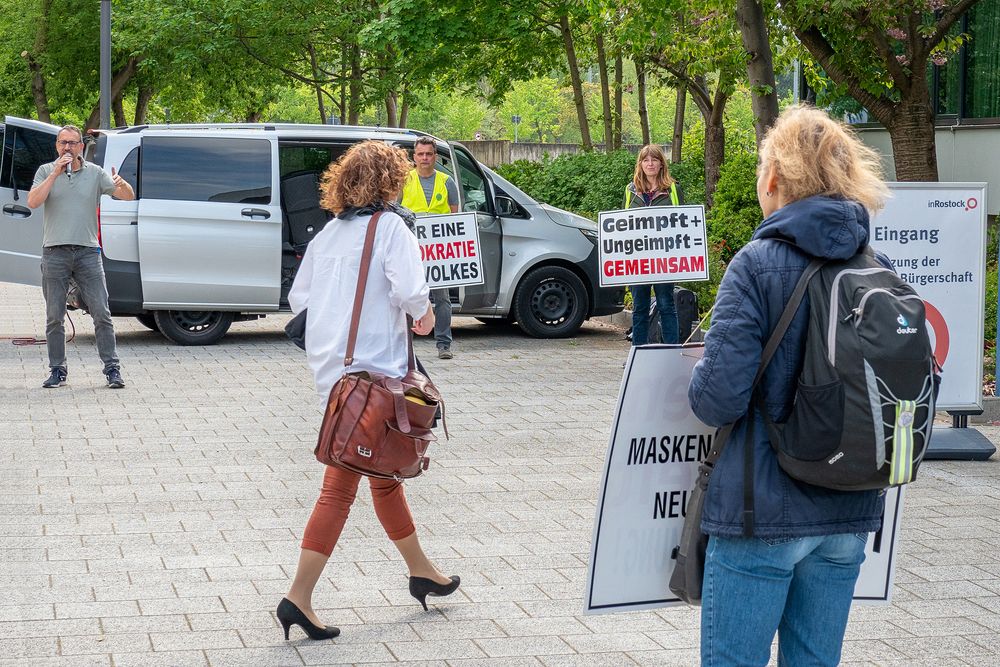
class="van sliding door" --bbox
[136,132,281,309]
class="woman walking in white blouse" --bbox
[277,141,460,641]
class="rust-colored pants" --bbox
[301,465,415,556]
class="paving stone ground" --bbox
[2,281,1000,666]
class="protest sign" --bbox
[414,212,484,289]
[872,183,988,411]
[597,206,710,287]
[584,345,903,614]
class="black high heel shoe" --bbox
[409,575,461,611]
[276,598,340,640]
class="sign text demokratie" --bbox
[413,212,485,289]
[598,206,710,287]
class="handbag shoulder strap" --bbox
[344,211,383,366]
[702,257,825,467]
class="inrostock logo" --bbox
[927,197,978,211]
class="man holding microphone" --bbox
[28,125,135,389]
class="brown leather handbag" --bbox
[314,211,445,480]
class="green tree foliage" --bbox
[779,0,983,181]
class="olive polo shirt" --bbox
[32,160,116,248]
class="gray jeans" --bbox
[41,245,120,372]
[430,288,452,350]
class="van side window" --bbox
[279,145,347,176]
[454,147,490,213]
[115,147,139,199]
[141,137,271,204]
[0,126,58,191]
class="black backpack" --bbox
[765,248,940,491]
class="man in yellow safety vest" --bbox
[401,136,460,359]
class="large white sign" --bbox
[873,183,987,411]
[584,345,903,615]
[413,212,484,289]
[598,206,710,287]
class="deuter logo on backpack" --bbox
[896,314,918,335]
[764,247,940,492]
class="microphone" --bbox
[65,159,72,179]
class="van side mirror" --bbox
[495,195,519,217]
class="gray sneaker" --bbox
[437,347,453,360]
[42,367,67,388]
[105,368,125,389]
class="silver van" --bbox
[0,116,624,344]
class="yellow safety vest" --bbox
[402,169,452,214]
[625,182,679,208]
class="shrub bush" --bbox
[496,150,636,219]
[709,150,760,263]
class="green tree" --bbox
[779,0,982,180]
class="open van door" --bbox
[451,144,502,312]
[136,131,282,310]
[0,117,59,286]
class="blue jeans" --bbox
[630,283,678,345]
[701,533,868,667]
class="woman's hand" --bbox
[412,303,435,335]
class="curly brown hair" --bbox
[319,140,411,214]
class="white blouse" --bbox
[288,211,430,401]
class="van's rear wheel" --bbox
[513,266,588,338]
[153,310,233,346]
[135,314,159,331]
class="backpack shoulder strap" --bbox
[704,256,826,468]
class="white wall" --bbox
[856,125,1000,215]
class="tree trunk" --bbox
[671,83,686,163]
[348,43,362,125]
[246,110,263,123]
[399,88,410,128]
[339,43,348,124]
[703,88,729,209]
[595,31,613,152]
[736,0,779,145]
[22,0,52,123]
[134,84,154,125]
[85,56,140,130]
[637,60,650,146]
[112,94,126,127]
[887,97,939,181]
[559,13,592,150]
[22,51,51,123]
[613,49,623,149]
[307,43,327,124]
[385,92,398,128]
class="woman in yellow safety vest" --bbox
[624,144,682,345]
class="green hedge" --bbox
[496,150,636,219]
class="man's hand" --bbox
[111,166,135,201]
[411,303,435,336]
[54,153,74,176]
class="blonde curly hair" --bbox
[320,140,411,214]
[759,104,889,214]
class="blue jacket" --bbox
[688,195,885,538]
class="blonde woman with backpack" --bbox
[625,145,683,345]
[688,105,891,666]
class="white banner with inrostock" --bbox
[872,183,987,411]
[584,345,903,615]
